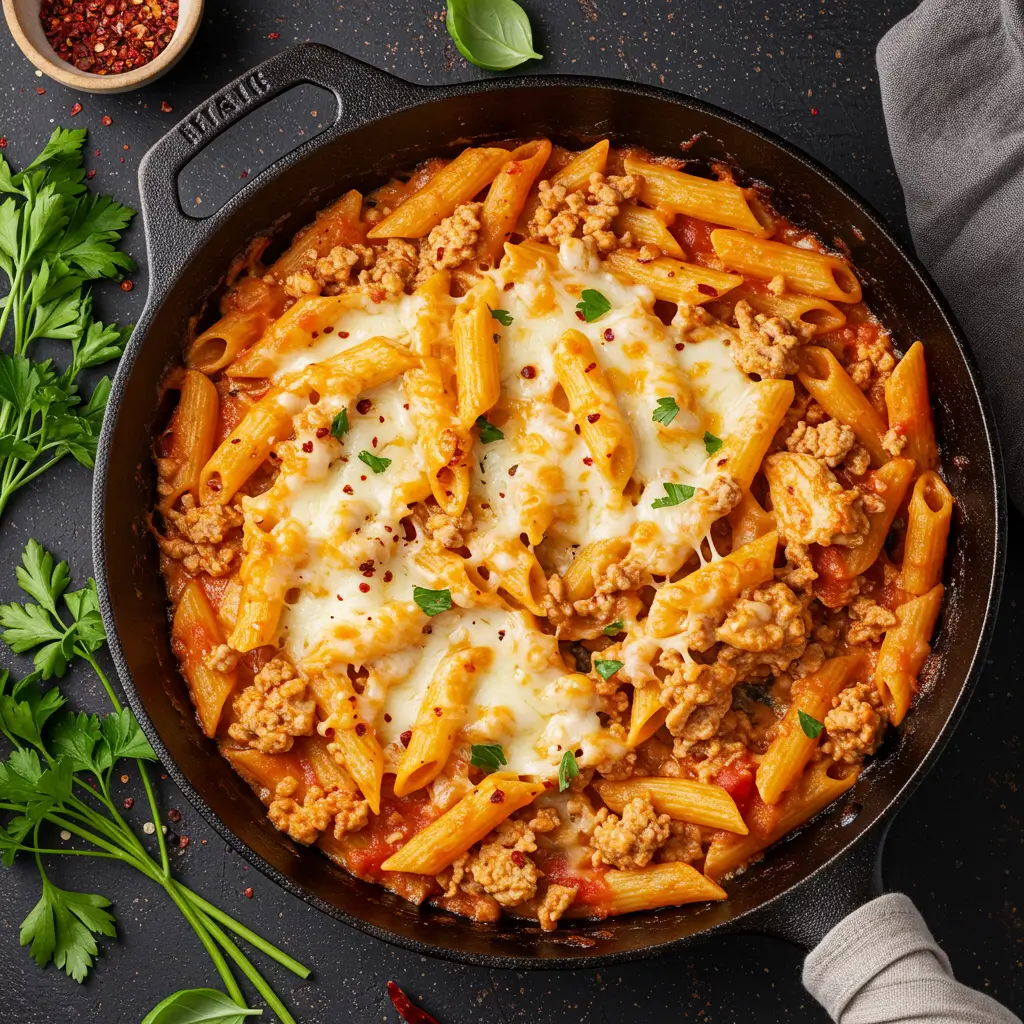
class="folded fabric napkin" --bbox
[877,0,1024,509]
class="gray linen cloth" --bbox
[804,894,1021,1022]
[876,0,1024,508]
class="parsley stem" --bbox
[174,883,311,978]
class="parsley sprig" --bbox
[0,541,309,1019]
[0,129,133,519]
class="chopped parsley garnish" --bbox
[358,450,391,474]
[652,396,680,426]
[412,586,452,616]
[798,709,824,739]
[575,288,611,323]
[470,743,507,773]
[704,430,723,456]
[603,620,624,637]
[475,415,504,443]
[489,307,514,326]
[557,749,579,792]
[330,408,350,439]
[593,658,623,680]
[651,482,695,509]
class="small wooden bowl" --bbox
[2,0,203,94]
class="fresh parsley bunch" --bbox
[0,541,309,1022]
[0,128,133,519]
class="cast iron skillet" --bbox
[93,43,1006,967]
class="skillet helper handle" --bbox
[137,43,424,282]
[738,819,887,950]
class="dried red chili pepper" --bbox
[386,982,441,1024]
[39,0,179,75]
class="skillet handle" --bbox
[733,818,889,950]
[137,43,426,283]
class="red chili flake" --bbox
[300,440,314,453]
[387,982,441,1024]
[179,835,189,849]
[490,789,506,804]
[239,169,249,179]
[583,456,593,466]
[371,436,378,448]
[40,0,179,75]
[123,797,133,809]
[0,138,7,149]
[603,329,615,341]
[167,808,182,823]
[36,87,46,95]
[356,398,372,414]
[384,713,392,723]
[497,629,506,640]
[520,365,536,379]
[355,722,367,737]
[675,342,685,351]
[574,424,581,434]
[101,115,112,126]
[120,279,133,291]
[161,100,173,112]
[359,559,375,577]
[243,887,254,899]
[358,582,370,593]
[268,30,280,39]
[575,310,586,321]
[316,426,329,438]
[85,169,96,179]
[69,103,82,116]
[584,362,596,373]
[338,330,350,338]
[120,774,129,784]
[383,570,393,583]
[342,484,354,495]
[433,707,442,717]
[587,412,601,423]
[511,850,526,867]
[811,107,819,115]
[122,144,129,150]
[696,283,717,297]
[400,730,412,748]
[507,464,518,477]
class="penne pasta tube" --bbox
[302,601,427,671]
[875,583,944,725]
[723,283,846,336]
[719,379,795,489]
[711,229,862,303]
[159,370,219,510]
[798,347,889,466]
[885,340,938,472]
[267,189,365,281]
[594,777,748,834]
[453,292,501,427]
[277,335,416,398]
[603,862,727,914]
[900,471,953,596]
[553,329,636,492]
[309,672,384,815]
[624,156,772,237]
[478,139,552,266]
[224,747,303,802]
[368,147,511,238]
[518,140,611,232]
[393,646,492,797]
[478,539,548,615]
[627,682,668,747]
[840,458,915,577]
[187,310,268,375]
[647,531,778,636]
[727,489,776,549]
[704,759,859,881]
[755,653,868,805]
[612,203,685,259]
[604,249,743,306]
[171,581,237,738]
[562,537,632,602]
[380,775,545,874]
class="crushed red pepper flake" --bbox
[179,835,189,848]
[101,115,112,125]
[123,797,133,809]
[161,100,173,112]
[69,103,82,116]
[399,729,412,747]
[167,808,182,823]
[120,279,133,291]
[36,87,46,94]
[0,138,8,149]
[490,789,505,804]
[268,30,280,39]
[243,887,254,898]
[85,169,96,179]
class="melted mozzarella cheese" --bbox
[260,244,756,780]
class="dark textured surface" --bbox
[0,2,1022,1022]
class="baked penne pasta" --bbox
[612,203,686,259]
[478,140,552,266]
[901,471,953,596]
[885,340,938,472]
[722,283,846,336]
[604,249,743,306]
[604,862,727,914]
[594,777,748,834]
[875,584,944,724]
[158,370,219,510]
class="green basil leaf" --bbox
[593,658,623,681]
[603,620,624,637]
[704,430,723,455]
[470,743,507,773]
[798,709,824,739]
[446,0,543,72]
[412,586,452,617]
[142,987,263,1024]
[557,749,579,792]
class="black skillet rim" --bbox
[92,54,1007,969]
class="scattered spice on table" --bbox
[39,0,179,75]
[36,87,46,94]
[70,102,82,115]
[102,115,112,125]
[160,100,173,111]
[243,887,254,899]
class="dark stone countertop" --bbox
[0,1,1021,1021]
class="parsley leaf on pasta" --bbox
[798,710,824,739]
[575,289,611,323]
[475,415,504,443]
[557,750,579,792]
[651,482,695,509]
[412,586,452,617]
[652,397,679,426]
[603,620,624,637]
[470,743,507,773]
[704,430,723,455]
[489,307,514,326]
[358,450,391,474]
[593,658,623,680]
[330,409,350,439]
